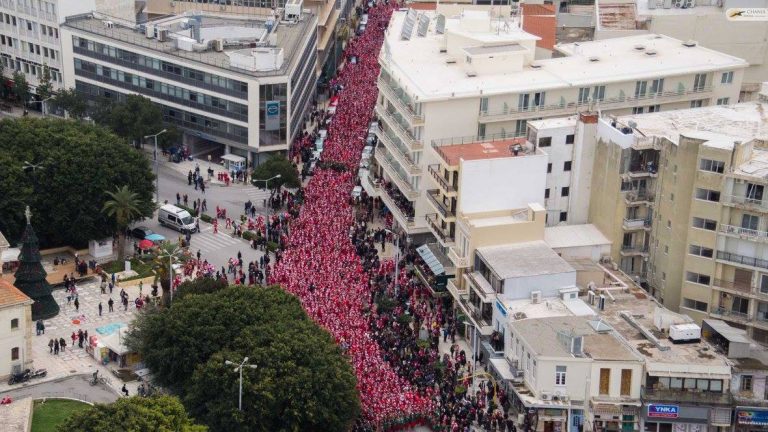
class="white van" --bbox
[158,204,197,233]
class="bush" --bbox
[241,231,257,241]
[266,241,279,253]
[200,214,213,223]
[454,385,467,396]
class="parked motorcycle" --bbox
[7,368,47,385]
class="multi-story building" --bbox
[60,8,318,159]
[374,6,746,239]
[0,0,98,99]
[0,279,33,379]
[585,100,768,343]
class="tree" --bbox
[12,71,29,107]
[251,155,301,192]
[36,64,53,102]
[102,186,144,262]
[0,118,155,247]
[96,94,165,147]
[174,277,227,301]
[57,395,207,432]
[126,286,359,432]
[50,88,88,119]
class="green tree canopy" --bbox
[0,118,155,247]
[251,155,301,191]
[94,94,166,147]
[174,277,228,301]
[126,285,359,432]
[36,65,53,102]
[102,186,144,262]
[12,71,29,106]
[57,395,207,432]
[49,88,88,119]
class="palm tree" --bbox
[102,186,143,263]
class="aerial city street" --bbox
[1,0,768,431]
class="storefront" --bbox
[591,402,639,432]
[641,404,732,432]
[736,407,768,431]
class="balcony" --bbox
[428,165,457,196]
[713,278,752,294]
[710,306,751,324]
[719,224,768,243]
[377,77,424,126]
[455,294,493,335]
[426,189,455,219]
[376,127,421,175]
[379,186,416,229]
[425,213,454,245]
[478,86,714,123]
[624,190,655,205]
[375,105,423,150]
[448,246,470,268]
[620,244,649,256]
[623,218,651,231]
[717,250,768,271]
[724,194,768,213]
[641,387,732,406]
[374,148,419,200]
[446,277,467,300]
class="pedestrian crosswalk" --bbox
[191,229,244,252]
[241,187,272,205]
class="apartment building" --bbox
[0,0,97,99]
[374,6,746,240]
[60,8,318,159]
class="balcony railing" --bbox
[620,244,649,254]
[478,86,714,123]
[428,165,456,194]
[375,105,423,150]
[641,387,732,406]
[431,132,526,167]
[717,250,768,271]
[426,189,455,218]
[713,278,752,293]
[446,278,467,299]
[623,218,651,230]
[425,213,454,244]
[374,148,418,200]
[379,187,415,228]
[710,306,751,322]
[624,190,655,204]
[376,127,421,175]
[448,246,470,268]
[724,194,768,212]
[719,224,768,241]
[377,77,424,125]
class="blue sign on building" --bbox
[737,408,768,425]
[495,299,507,317]
[647,404,679,419]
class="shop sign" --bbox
[647,404,679,419]
[737,408,768,425]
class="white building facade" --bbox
[0,279,33,379]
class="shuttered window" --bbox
[599,368,610,395]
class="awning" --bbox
[221,154,246,163]
[417,244,445,275]
[488,358,515,381]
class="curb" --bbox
[0,373,120,398]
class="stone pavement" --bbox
[0,397,32,432]
[0,375,117,404]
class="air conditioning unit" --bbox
[213,39,224,51]
[541,391,551,401]
[587,290,596,305]
[531,291,542,304]
[598,294,607,311]
[157,29,169,42]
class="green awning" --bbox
[417,244,445,275]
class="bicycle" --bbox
[89,375,109,386]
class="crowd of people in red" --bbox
[270,0,436,428]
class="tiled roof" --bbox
[0,279,32,308]
[522,3,557,51]
[410,2,437,10]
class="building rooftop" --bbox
[544,224,611,249]
[502,296,595,321]
[734,147,768,180]
[0,279,32,309]
[432,137,530,165]
[476,240,575,279]
[528,116,578,131]
[597,2,638,30]
[613,101,768,147]
[64,10,315,78]
[382,9,747,101]
[521,3,557,51]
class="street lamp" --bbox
[384,228,400,298]
[252,174,282,244]
[224,357,257,411]
[157,244,182,304]
[144,129,167,204]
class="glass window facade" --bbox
[259,83,287,146]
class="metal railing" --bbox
[620,244,649,254]
[375,127,421,174]
[624,190,655,203]
[623,218,651,230]
[425,213,454,244]
[379,187,415,227]
[426,189,455,218]
[374,148,418,199]
[448,247,470,268]
[724,194,768,211]
[719,224,768,241]
[375,105,423,150]
[478,86,714,122]
[428,164,456,193]
[377,77,423,124]
[641,387,732,405]
[713,278,752,293]
[717,251,768,270]
[710,306,751,321]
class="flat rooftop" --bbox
[433,137,530,165]
[502,296,595,321]
[544,224,611,249]
[64,11,314,78]
[613,101,768,148]
[528,116,578,131]
[476,240,575,279]
[382,9,747,101]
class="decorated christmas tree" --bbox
[13,207,59,320]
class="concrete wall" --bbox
[0,303,32,377]
[501,270,578,300]
[459,154,548,214]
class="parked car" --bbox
[356,24,366,35]
[362,145,374,159]
[130,226,155,239]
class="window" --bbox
[592,85,605,101]
[682,297,708,312]
[632,107,644,115]
[635,80,648,97]
[477,123,486,138]
[563,161,572,171]
[648,104,661,113]
[544,188,550,199]
[479,97,488,113]
[559,211,568,222]
[578,87,590,104]
[742,375,754,391]
[10,318,18,330]
[717,97,730,106]
[561,187,570,197]
[689,245,714,258]
[599,368,610,395]
[699,158,724,173]
[547,163,552,173]
[692,217,717,231]
[650,78,664,95]
[690,99,704,108]
[11,347,19,361]
[694,73,707,91]
[686,272,711,285]
[761,275,768,294]
[555,366,567,385]
[695,188,720,202]
[733,296,750,315]
[621,369,632,396]
[742,214,759,231]
[565,134,575,144]
[721,71,734,84]
[538,137,551,147]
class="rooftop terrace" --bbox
[432,135,531,165]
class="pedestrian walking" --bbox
[98,302,103,316]
[74,297,79,311]
[48,339,54,353]
[108,298,114,312]
[53,339,59,355]
[176,192,181,205]
[183,194,189,207]
[122,384,129,396]
[100,280,106,294]
[202,199,207,212]
[60,338,66,352]
[200,181,206,194]
[109,282,114,294]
